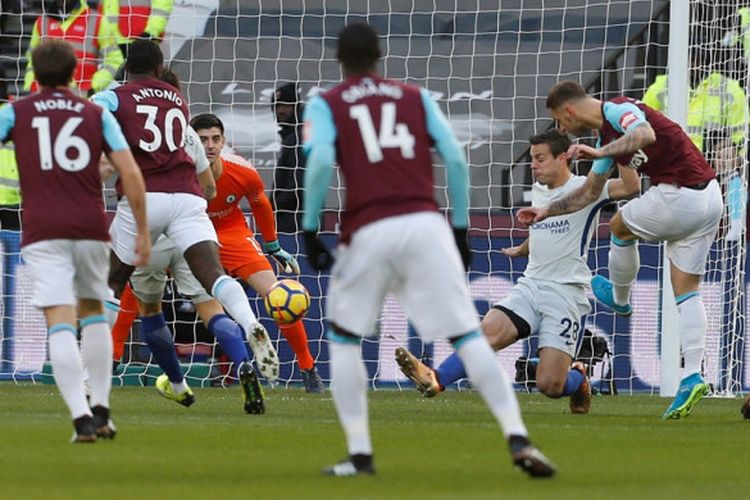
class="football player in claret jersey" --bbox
[108,68,265,414]
[303,23,555,478]
[518,81,723,419]
[396,129,640,414]
[92,40,280,393]
[190,113,325,394]
[0,39,149,442]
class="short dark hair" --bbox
[546,81,588,110]
[31,39,77,87]
[158,66,181,90]
[190,113,224,135]
[529,128,571,158]
[337,23,382,73]
[125,40,163,76]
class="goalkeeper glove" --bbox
[262,240,300,274]
[452,227,472,271]
[304,231,334,271]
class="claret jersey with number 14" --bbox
[307,75,438,242]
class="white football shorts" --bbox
[129,235,212,305]
[327,211,480,341]
[496,276,590,358]
[620,180,722,275]
[22,239,110,308]
[110,192,218,266]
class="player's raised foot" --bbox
[394,347,442,397]
[321,454,375,477]
[508,435,555,478]
[591,275,632,317]
[71,415,97,444]
[91,405,117,439]
[301,367,326,393]
[155,374,196,408]
[569,362,591,414]
[247,323,280,382]
[662,373,709,420]
[741,394,750,419]
[239,361,265,415]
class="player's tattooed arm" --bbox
[607,163,641,200]
[547,170,608,217]
[599,122,656,157]
[197,168,217,200]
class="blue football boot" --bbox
[662,373,709,420]
[591,275,633,316]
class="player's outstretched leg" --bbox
[662,372,709,420]
[239,361,265,415]
[569,362,591,414]
[184,242,280,382]
[741,394,750,419]
[394,347,443,397]
[453,331,555,478]
[322,329,375,476]
[591,275,632,316]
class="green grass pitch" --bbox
[0,384,747,499]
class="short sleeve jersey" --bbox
[93,77,201,196]
[0,88,128,246]
[207,153,267,234]
[525,175,612,286]
[599,97,715,186]
[314,75,438,242]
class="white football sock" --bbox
[171,379,189,394]
[80,316,113,409]
[211,275,258,335]
[609,240,639,306]
[456,333,528,438]
[330,341,372,455]
[48,325,91,420]
[104,297,120,329]
[677,293,706,377]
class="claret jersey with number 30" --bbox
[93,78,201,197]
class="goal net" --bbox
[0,0,746,396]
